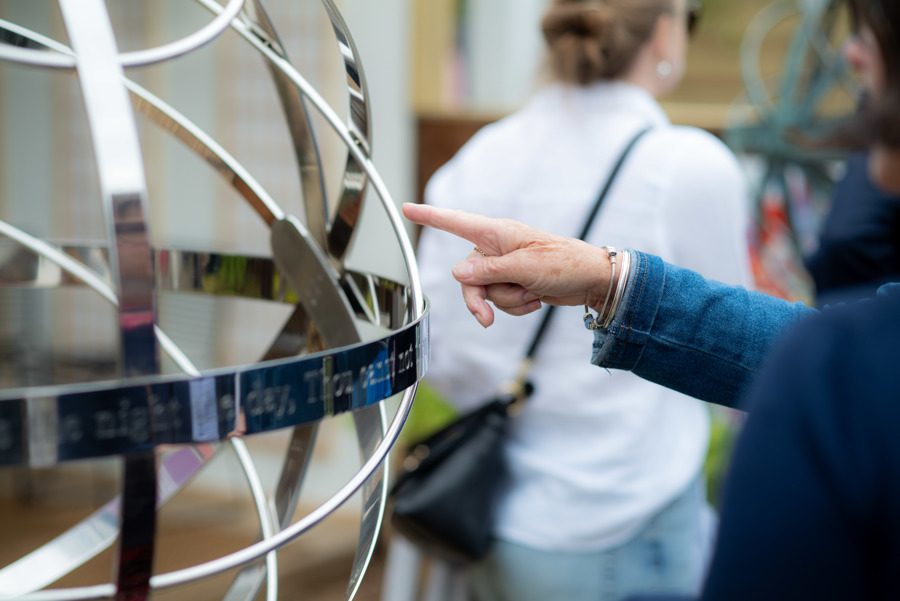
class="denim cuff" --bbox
[591,251,666,370]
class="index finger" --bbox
[403,203,521,255]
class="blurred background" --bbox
[0,0,858,599]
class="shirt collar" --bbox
[533,81,670,127]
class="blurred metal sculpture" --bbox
[726,0,858,299]
[0,1,427,600]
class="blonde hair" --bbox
[541,0,674,85]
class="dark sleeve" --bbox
[700,314,886,600]
[806,152,900,299]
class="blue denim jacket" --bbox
[609,253,900,600]
[591,251,814,408]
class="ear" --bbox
[649,12,676,63]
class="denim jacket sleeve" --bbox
[591,251,815,408]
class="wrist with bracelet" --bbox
[583,245,631,331]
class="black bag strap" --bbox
[521,126,653,363]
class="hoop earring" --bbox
[656,60,673,78]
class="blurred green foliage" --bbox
[704,407,742,508]
[399,381,459,447]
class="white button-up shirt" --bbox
[419,81,753,551]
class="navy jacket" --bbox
[806,152,900,301]
[703,289,900,599]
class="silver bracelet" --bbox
[602,249,631,329]
[583,246,616,331]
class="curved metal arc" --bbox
[154,387,416,591]
[319,0,374,262]
[741,1,803,111]
[0,220,117,305]
[266,216,388,601]
[775,2,828,110]
[0,219,205,377]
[228,0,374,264]
[207,8,384,593]
[741,0,853,121]
[346,406,388,601]
[0,18,284,227]
[236,0,331,250]
[229,438,280,601]
[197,0,423,314]
[59,4,159,598]
[0,22,280,596]
[130,91,284,225]
[0,0,245,69]
[798,9,857,114]
[180,22,425,596]
[0,388,404,601]
[0,445,219,596]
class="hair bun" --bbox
[541,0,669,85]
[541,1,616,85]
[541,2,614,45]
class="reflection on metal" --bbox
[58,3,159,597]
[235,0,330,249]
[0,242,408,325]
[0,0,247,69]
[0,2,426,600]
[320,0,373,262]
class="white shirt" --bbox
[418,82,753,551]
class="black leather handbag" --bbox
[389,127,652,564]
[389,390,524,563]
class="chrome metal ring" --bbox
[0,307,427,466]
[0,0,245,69]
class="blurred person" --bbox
[415,1,752,600]
[806,150,900,302]
[404,0,900,597]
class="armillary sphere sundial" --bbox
[0,1,428,600]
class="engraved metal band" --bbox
[0,307,427,466]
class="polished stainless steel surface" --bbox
[0,1,426,600]
[0,312,426,462]
[320,0,372,262]
[191,0,423,303]
[0,241,408,326]
[235,0,330,250]
[0,0,246,69]
[0,445,218,595]
[58,2,159,598]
